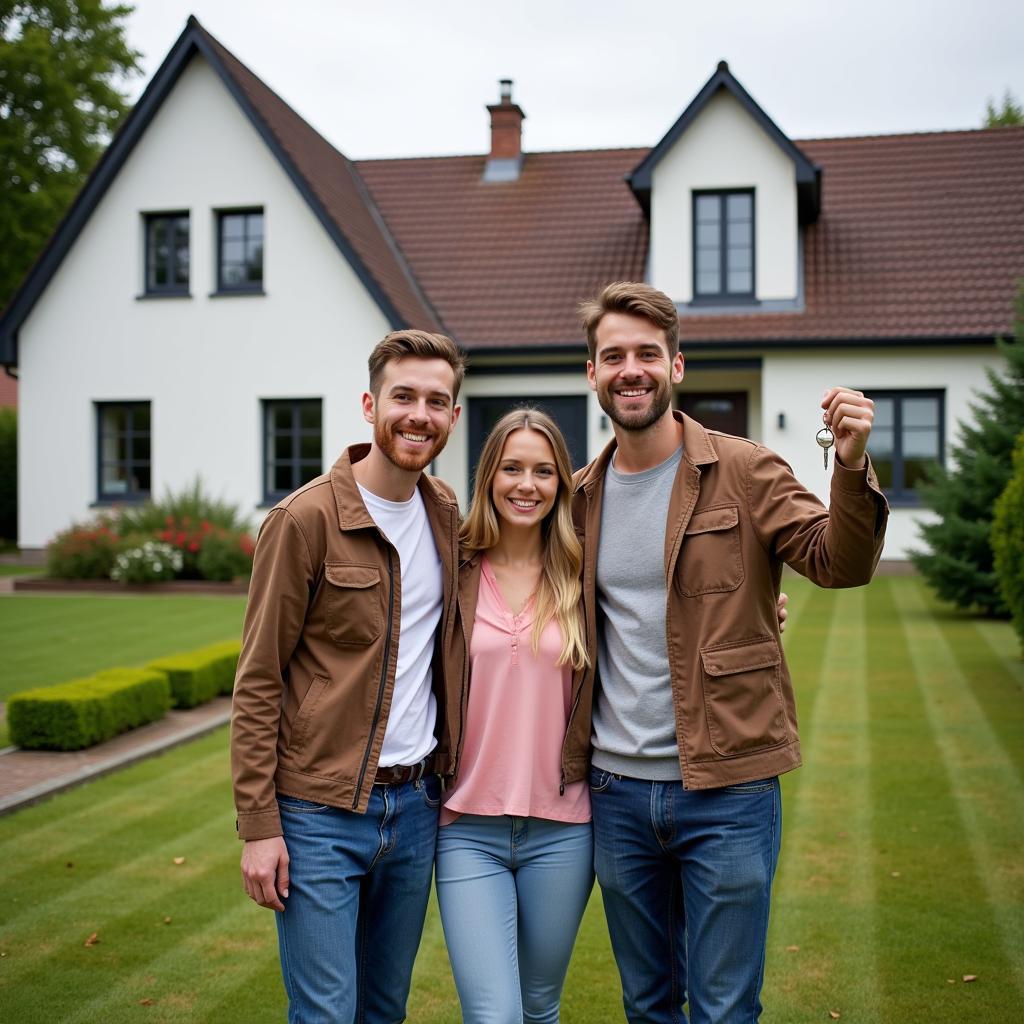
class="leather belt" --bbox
[373,754,437,786]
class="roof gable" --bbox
[0,16,441,367]
[628,61,821,223]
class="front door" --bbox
[678,392,749,437]
[467,395,588,489]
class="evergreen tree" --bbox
[992,434,1024,651]
[909,286,1024,615]
[984,89,1024,128]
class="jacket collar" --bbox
[573,411,718,495]
[330,443,457,532]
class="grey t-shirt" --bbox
[591,444,683,780]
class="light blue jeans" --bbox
[435,814,595,1024]
[274,776,441,1024]
[590,769,782,1024]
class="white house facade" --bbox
[2,19,1021,560]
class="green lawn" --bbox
[0,577,1021,1022]
[0,594,247,701]
[0,564,44,577]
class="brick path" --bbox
[0,696,232,815]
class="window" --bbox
[97,402,151,501]
[218,209,264,292]
[865,390,944,504]
[144,213,189,294]
[692,190,754,301]
[264,399,322,501]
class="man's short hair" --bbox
[368,330,467,400]
[578,282,680,362]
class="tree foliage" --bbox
[0,1,140,309]
[909,286,1024,615]
[992,433,1024,652]
[984,89,1024,128]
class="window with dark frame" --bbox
[864,390,944,504]
[97,402,151,501]
[144,213,189,294]
[218,209,264,292]
[692,190,754,301]
[264,399,322,502]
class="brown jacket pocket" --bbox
[324,563,383,645]
[700,636,787,756]
[680,505,743,596]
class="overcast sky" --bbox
[125,0,1023,160]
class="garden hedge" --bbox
[8,668,171,750]
[148,640,240,708]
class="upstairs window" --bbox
[217,209,264,292]
[263,399,322,502]
[865,390,944,505]
[144,213,189,295]
[693,190,754,302]
[97,402,151,501]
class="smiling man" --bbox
[231,330,465,1024]
[571,282,889,1024]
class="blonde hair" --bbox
[460,408,587,671]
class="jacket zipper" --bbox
[353,546,395,807]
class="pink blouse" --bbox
[440,558,591,826]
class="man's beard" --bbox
[596,379,674,432]
[375,420,449,472]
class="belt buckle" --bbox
[411,757,427,782]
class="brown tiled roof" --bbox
[358,127,1024,350]
[357,149,648,348]
[196,25,443,333]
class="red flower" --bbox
[188,540,200,553]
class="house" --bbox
[1,16,1021,559]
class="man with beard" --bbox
[231,330,465,1024]
[570,282,887,1024]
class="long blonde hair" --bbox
[460,409,587,670]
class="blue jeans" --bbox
[435,814,594,1024]
[590,769,781,1024]
[274,776,441,1024]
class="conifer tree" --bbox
[909,286,1024,615]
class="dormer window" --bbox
[693,190,754,302]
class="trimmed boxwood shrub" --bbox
[8,668,171,750]
[149,640,240,708]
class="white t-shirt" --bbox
[357,483,442,767]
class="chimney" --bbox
[484,79,525,182]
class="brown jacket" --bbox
[446,552,596,793]
[230,445,462,841]
[565,412,888,789]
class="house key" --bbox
[816,416,835,471]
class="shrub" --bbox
[8,668,171,750]
[196,528,255,581]
[0,407,15,543]
[992,434,1024,651]
[149,640,241,708]
[110,539,183,583]
[47,519,122,579]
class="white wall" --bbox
[649,90,798,303]
[18,56,389,547]
[760,347,1004,560]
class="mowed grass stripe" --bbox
[893,578,1024,1001]
[61,899,282,1024]
[972,618,1024,690]
[767,585,880,1022]
[866,578,1019,1021]
[0,741,228,865]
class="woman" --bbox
[436,408,594,1024]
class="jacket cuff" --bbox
[831,455,870,494]
[236,807,283,841]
